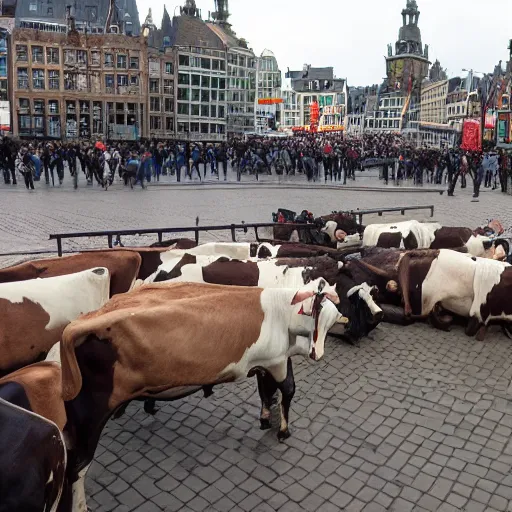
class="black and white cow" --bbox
[397,249,512,339]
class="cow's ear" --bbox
[291,290,315,305]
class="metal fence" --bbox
[46,205,434,256]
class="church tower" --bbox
[386,0,430,94]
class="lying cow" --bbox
[60,281,341,491]
[0,250,141,297]
[397,249,511,339]
[0,362,67,512]
[154,254,383,343]
[0,267,110,375]
[322,219,509,259]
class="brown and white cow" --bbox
[322,219,509,260]
[0,250,141,297]
[0,362,67,512]
[397,249,512,339]
[60,281,341,479]
[0,267,110,375]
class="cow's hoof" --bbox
[144,400,158,415]
[476,326,488,342]
[277,429,291,442]
[260,418,272,431]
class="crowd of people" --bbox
[1,133,511,198]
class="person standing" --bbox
[18,146,35,190]
[216,143,228,181]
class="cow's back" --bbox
[0,251,141,296]
[430,227,473,249]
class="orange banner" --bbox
[258,98,284,105]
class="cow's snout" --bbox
[372,309,384,324]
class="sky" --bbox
[145,0,512,86]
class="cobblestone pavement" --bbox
[2,178,512,511]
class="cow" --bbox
[0,267,110,375]
[0,250,141,297]
[397,249,512,339]
[59,281,341,502]
[0,363,67,512]
[252,242,350,260]
[154,255,383,343]
[149,237,197,249]
[322,219,509,260]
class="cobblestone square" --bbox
[2,182,512,511]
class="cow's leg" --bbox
[476,325,488,342]
[429,303,452,332]
[144,399,158,415]
[465,317,481,337]
[256,371,278,431]
[274,358,296,442]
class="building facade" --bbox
[0,0,15,134]
[11,28,148,140]
[282,65,347,132]
[255,49,281,133]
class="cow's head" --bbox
[343,283,383,343]
[291,278,342,361]
[322,221,348,243]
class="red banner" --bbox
[461,119,481,151]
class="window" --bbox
[166,117,174,131]
[130,75,139,86]
[191,74,200,86]
[33,69,45,89]
[191,89,200,102]
[19,98,30,110]
[47,100,59,114]
[105,53,113,67]
[210,105,217,118]
[211,90,218,101]
[178,88,190,101]
[218,105,225,118]
[34,100,45,114]
[163,80,173,95]
[190,122,199,132]
[29,1,38,11]
[149,79,159,94]
[219,91,225,101]
[16,45,28,62]
[165,62,173,74]
[201,76,210,88]
[178,73,189,85]
[117,74,128,86]
[177,103,189,115]
[164,98,174,112]
[201,58,211,70]
[49,70,60,89]
[201,90,209,103]
[91,50,100,66]
[47,48,59,65]
[179,55,189,66]
[32,46,44,64]
[211,77,219,89]
[17,68,29,89]
[47,7,53,15]
[201,105,209,117]
[64,50,76,65]
[150,97,160,112]
[105,74,114,88]
[117,55,127,69]
[191,104,200,116]
[219,78,226,89]
[77,50,87,66]
[130,57,139,70]
[150,116,162,130]
[64,72,76,90]
[212,59,220,71]
[201,123,208,134]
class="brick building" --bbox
[11,28,148,139]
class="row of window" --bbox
[149,97,175,113]
[176,102,226,118]
[177,74,227,89]
[447,105,466,116]
[227,53,256,69]
[176,121,226,135]
[379,97,405,108]
[15,45,173,74]
[149,79,174,95]
[178,54,226,71]
[367,119,400,129]
[177,88,226,103]
[149,116,174,132]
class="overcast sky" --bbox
[146,0,511,86]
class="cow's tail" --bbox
[60,326,84,402]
